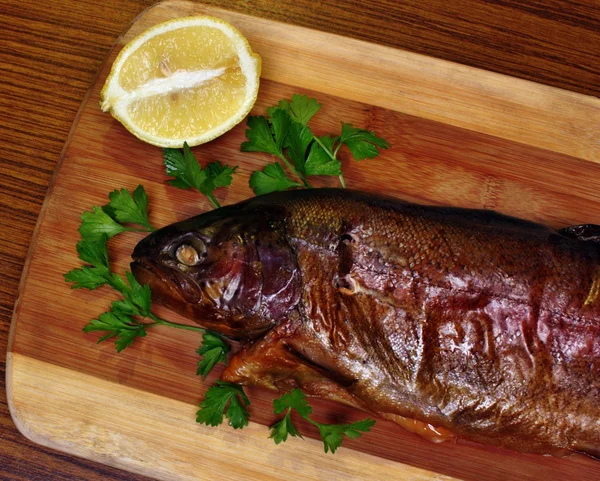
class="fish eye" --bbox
[176,244,200,266]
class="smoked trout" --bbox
[131,189,600,457]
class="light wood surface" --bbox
[3,1,600,480]
[9,353,456,481]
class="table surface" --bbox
[1,1,599,479]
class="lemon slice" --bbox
[100,16,261,148]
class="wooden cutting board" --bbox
[7,1,600,480]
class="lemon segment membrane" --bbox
[100,16,261,148]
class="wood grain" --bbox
[7,1,600,480]
[1,0,600,480]
[9,353,456,481]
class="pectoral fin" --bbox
[382,413,455,444]
[220,315,367,410]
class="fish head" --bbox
[131,203,301,339]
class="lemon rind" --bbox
[100,16,261,148]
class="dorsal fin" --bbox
[559,224,600,243]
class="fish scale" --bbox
[131,188,600,458]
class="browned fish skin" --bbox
[131,189,600,457]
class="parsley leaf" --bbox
[338,122,390,160]
[273,389,313,418]
[304,140,341,176]
[269,389,312,444]
[110,297,140,317]
[242,95,390,190]
[78,186,155,244]
[64,265,112,290]
[80,272,152,351]
[315,134,336,154]
[196,381,251,429]
[269,108,292,152]
[64,265,127,292]
[243,95,391,192]
[83,311,148,353]
[103,185,154,231]
[205,161,238,190]
[242,112,311,188]
[125,271,152,316]
[113,326,147,352]
[75,236,109,268]
[80,268,203,352]
[313,418,376,454]
[241,115,283,158]
[269,389,375,452]
[65,235,127,290]
[269,410,303,444]
[284,119,314,173]
[249,162,302,195]
[163,142,238,208]
[78,206,126,242]
[268,94,322,126]
[163,142,206,188]
[196,331,230,380]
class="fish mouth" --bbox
[130,258,203,304]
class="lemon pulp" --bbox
[100,17,261,147]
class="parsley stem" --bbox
[278,154,312,188]
[148,312,205,332]
[125,227,155,233]
[206,192,221,209]
[313,135,346,189]
[333,143,342,158]
[313,135,336,161]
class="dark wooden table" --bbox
[1,0,599,479]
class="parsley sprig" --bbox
[103,185,155,232]
[64,185,230,361]
[242,94,390,194]
[196,385,376,452]
[70,91,390,451]
[196,381,251,429]
[76,186,156,243]
[196,332,230,380]
[270,389,375,453]
[163,142,238,208]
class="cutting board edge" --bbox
[9,0,600,358]
[142,0,600,164]
[6,1,600,479]
[5,353,62,462]
[4,352,189,481]
[6,353,456,481]
[6,0,164,361]
[4,6,150,464]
